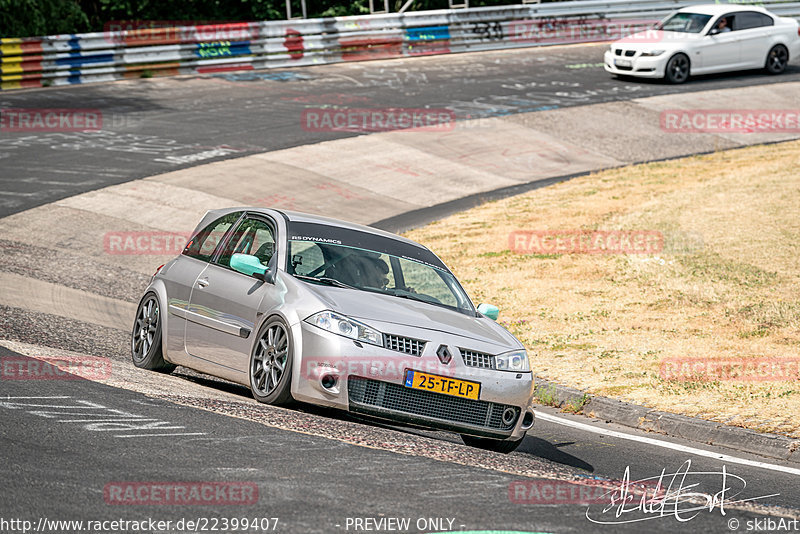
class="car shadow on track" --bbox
[516,436,594,472]
[172,368,252,397]
[170,366,594,471]
[613,65,800,86]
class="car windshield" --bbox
[656,12,712,33]
[286,222,475,315]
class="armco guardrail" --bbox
[1,0,799,90]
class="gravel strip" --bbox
[0,238,149,303]
[157,394,579,480]
[0,305,129,359]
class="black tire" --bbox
[664,53,690,84]
[461,434,523,454]
[249,316,294,405]
[765,44,789,75]
[131,292,175,373]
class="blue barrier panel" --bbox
[406,26,451,41]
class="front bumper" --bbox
[290,320,535,441]
[604,49,668,78]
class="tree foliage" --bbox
[2,0,517,38]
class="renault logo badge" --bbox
[436,344,452,365]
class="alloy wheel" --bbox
[251,323,289,396]
[132,295,159,362]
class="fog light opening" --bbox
[502,407,517,426]
[320,374,339,390]
[521,410,535,430]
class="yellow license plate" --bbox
[404,370,481,400]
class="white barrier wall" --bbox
[2,0,798,90]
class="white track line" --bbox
[534,410,800,477]
[114,432,207,438]
[2,396,71,399]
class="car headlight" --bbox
[496,349,530,372]
[640,50,665,56]
[305,311,383,346]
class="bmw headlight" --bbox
[305,311,383,346]
[496,349,530,372]
[640,50,665,56]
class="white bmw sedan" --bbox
[604,5,800,83]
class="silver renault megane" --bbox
[132,208,535,452]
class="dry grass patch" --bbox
[405,140,800,437]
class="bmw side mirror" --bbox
[230,253,272,283]
[709,28,720,35]
[477,303,500,321]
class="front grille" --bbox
[616,65,633,71]
[460,348,496,370]
[383,334,426,356]
[624,50,636,57]
[615,49,622,56]
[348,377,519,432]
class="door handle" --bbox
[197,278,209,288]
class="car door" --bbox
[696,13,742,72]
[736,12,774,67]
[161,211,243,367]
[184,214,282,379]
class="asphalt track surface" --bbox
[1,42,799,217]
[3,345,799,534]
[2,43,800,534]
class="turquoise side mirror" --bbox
[230,253,268,278]
[477,303,499,321]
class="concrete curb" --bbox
[534,377,800,465]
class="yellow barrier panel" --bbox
[0,43,23,56]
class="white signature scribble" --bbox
[585,460,779,524]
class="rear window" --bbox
[736,12,773,30]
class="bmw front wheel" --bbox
[664,53,690,84]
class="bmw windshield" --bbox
[286,222,475,315]
[656,12,712,33]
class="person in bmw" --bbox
[131,208,536,453]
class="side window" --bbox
[737,12,773,29]
[216,217,275,268]
[717,14,735,31]
[182,212,242,262]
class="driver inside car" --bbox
[360,255,390,289]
